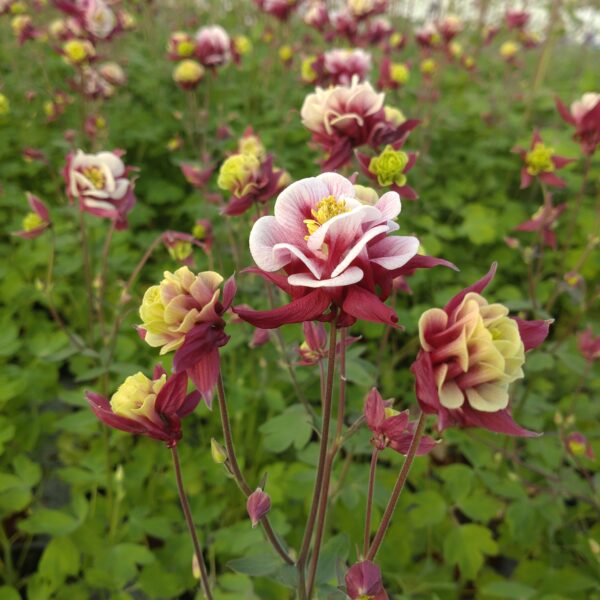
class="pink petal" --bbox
[342,286,399,326]
[369,236,420,270]
[460,404,541,437]
[513,317,552,351]
[445,263,497,315]
[187,349,221,408]
[155,371,189,415]
[274,177,329,237]
[520,169,533,189]
[364,388,386,431]
[316,171,356,198]
[331,225,390,277]
[539,172,566,188]
[249,216,297,272]
[555,97,575,125]
[27,193,49,221]
[374,191,401,221]
[410,351,441,415]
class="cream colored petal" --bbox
[439,381,465,409]
[466,383,509,412]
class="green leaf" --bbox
[259,405,312,453]
[443,524,498,579]
[315,534,349,585]
[408,490,447,527]
[227,546,282,577]
[481,580,537,599]
[39,537,81,582]
[19,508,81,536]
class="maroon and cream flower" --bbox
[254,0,299,21]
[365,388,437,455]
[138,267,235,404]
[412,264,551,437]
[195,25,231,68]
[578,327,600,363]
[304,0,329,32]
[64,149,136,229]
[12,193,51,239]
[301,77,419,170]
[555,93,600,155]
[86,366,200,447]
[514,198,566,249]
[167,31,195,61]
[323,48,372,85]
[505,9,529,30]
[234,173,451,329]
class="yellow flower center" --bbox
[279,45,293,62]
[301,57,317,82]
[110,372,166,421]
[525,142,555,176]
[63,40,89,64]
[234,35,252,55]
[369,145,409,187]
[174,60,205,84]
[23,212,44,231]
[304,195,349,238]
[82,166,106,189]
[420,58,437,75]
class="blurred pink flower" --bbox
[345,560,388,600]
[11,193,51,239]
[195,25,231,67]
[556,93,600,155]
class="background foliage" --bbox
[1,1,599,598]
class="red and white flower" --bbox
[195,25,231,68]
[323,48,371,85]
[345,561,388,600]
[556,93,600,155]
[234,173,452,329]
[64,149,136,229]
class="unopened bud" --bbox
[192,553,202,579]
[211,438,227,464]
[246,487,271,528]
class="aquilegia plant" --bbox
[85,170,551,599]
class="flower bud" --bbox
[368,145,409,187]
[63,39,96,65]
[217,153,261,197]
[210,438,228,464]
[246,487,271,528]
[173,60,205,90]
[233,35,252,55]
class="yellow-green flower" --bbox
[234,35,252,55]
[368,145,409,187]
[420,58,437,76]
[301,56,318,83]
[167,240,193,262]
[0,94,9,117]
[63,39,95,65]
[279,45,293,62]
[110,372,166,421]
[217,153,260,197]
[500,41,519,60]
[173,60,205,89]
[390,63,409,85]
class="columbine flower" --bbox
[565,432,595,460]
[12,193,51,239]
[323,48,372,85]
[64,149,136,229]
[436,14,462,42]
[254,0,299,21]
[304,0,329,31]
[232,35,252,57]
[234,172,452,329]
[193,219,213,250]
[238,127,266,160]
[345,561,388,600]
[514,198,566,249]
[365,388,436,455]
[246,488,271,527]
[500,41,519,62]
[412,263,551,437]
[195,25,231,67]
[296,321,356,366]
[331,9,358,43]
[378,57,410,90]
[181,161,214,189]
[161,231,204,266]
[505,9,529,30]
[218,151,285,216]
[514,131,573,189]
[415,23,440,49]
[62,39,96,65]
[98,62,126,86]
[167,31,195,60]
[420,58,437,77]
[138,267,235,404]
[301,77,418,170]
[356,144,418,200]
[86,367,200,447]
[347,0,387,20]
[366,16,393,44]
[555,93,600,155]
[173,59,205,90]
[578,327,600,362]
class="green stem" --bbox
[171,446,214,600]
[363,448,379,557]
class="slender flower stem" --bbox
[119,234,163,305]
[215,374,294,565]
[306,327,348,597]
[367,411,426,561]
[78,210,95,343]
[296,318,338,599]
[98,221,116,342]
[171,446,213,600]
[363,448,379,557]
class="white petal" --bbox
[316,172,356,198]
[375,191,401,221]
[272,243,321,279]
[369,236,420,270]
[249,216,291,272]
[96,151,125,177]
[466,383,510,412]
[330,224,388,277]
[288,266,364,288]
[274,177,329,237]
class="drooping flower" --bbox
[86,366,200,447]
[296,321,356,366]
[254,0,299,21]
[12,193,51,239]
[234,172,453,329]
[377,57,410,90]
[323,48,372,85]
[346,0,387,21]
[64,149,136,229]
[555,92,600,155]
[345,561,388,600]
[167,31,195,60]
[513,130,573,189]
[364,388,436,455]
[301,77,419,170]
[412,263,551,437]
[513,198,566,249]
[98,62,126,86]
[356,144,419,200]
[304,0,329,32]
[436,14,462,42]
[54,0,119,40]
[500,41,520,62]
[565,432,595,460]
[195,25,231,67]
[578,327,600,362]
[162,231,205,266]
[246,488,271,527]
[415,23,440,49]
[366,16,393,44]
[505,9,529,30]
[180,161,214,189]
[138,267,235,404]
[173,59,205,90]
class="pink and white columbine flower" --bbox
[254,0,299,21]
[195,25,231,67]
[304,0,329,32]
[234,173,453,329]
[556,93,600,155]
[64,149,136,229]
[323,48,372,85]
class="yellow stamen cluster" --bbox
[82,166,106,189]
[110,372,166,421]
[525,142,555,175]
[304,195,349,238]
